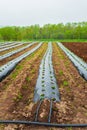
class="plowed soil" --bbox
[0,42,87,130]
[62,42,87,62]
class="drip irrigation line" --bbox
[0,120,87,127]
[48,100,52,123]
[35,100,43,122]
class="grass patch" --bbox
[13,92,23,102]
[59,70,63,76]
[26,77,30,82]
[63,80,69,86]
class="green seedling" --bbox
[42,80,45,83]
[52,98,56,101]
[42,84,45,87]
[40,93,45,99]
[51,86,56,89]
[42,89,45,92]
[52,92,55,94]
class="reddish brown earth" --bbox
[62,42,87,62]
[0,43,29,56]
[0,42,87,130]
[0,43,38,66]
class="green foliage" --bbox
[13,92,23,102]
[26,77,30,82]
[63,81,69,86]
[59,70,63,76]
[1,22,87,41]
[51,86,56,89]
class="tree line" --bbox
[0,22,87,41]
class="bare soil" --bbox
[0,42,87,130]
[62,42,87,62]
[0,43,38,66]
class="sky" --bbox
[0,0,87,26]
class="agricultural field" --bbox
[62,42,87,62]
[0,42,87,130]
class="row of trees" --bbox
[0,22,87,41]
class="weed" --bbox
[63,81,69,86]
[13,92,23,102]
[11,71,18,79]
[67,128,72,130]
[26,77,30,82]
[31,69,35,74]
[59,70,63,76]
[22,85,28,89]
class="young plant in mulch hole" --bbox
[42,89,45,92]
[42,80,45,83]
[52,92,55,95]
[0,69,2,72]
[51,86,56,90]
[42,73,44,76]
[52,98,56,101]
[51,81,54,84]
[50,76,53,79]
[40,93,45,99]
[42,76,44,79]
[42,84,45,87]
[51,79,54,82]
[50,71,52,74]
